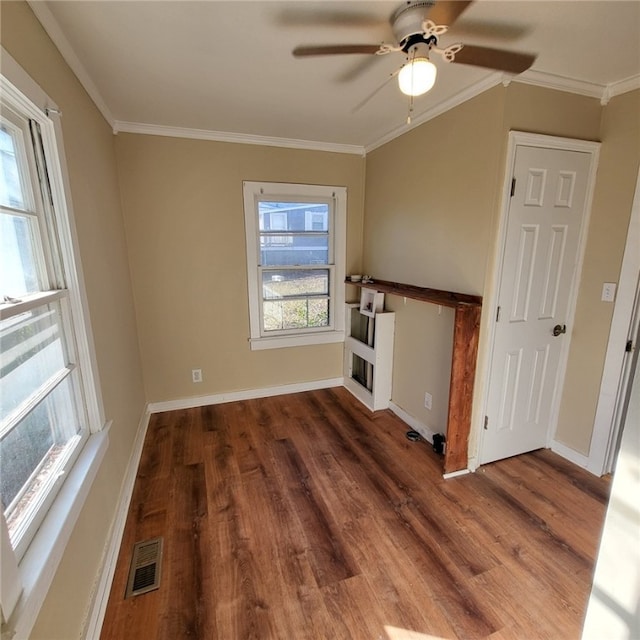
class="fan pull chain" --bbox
[406,46,417,124]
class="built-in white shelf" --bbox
[343,302,395,411]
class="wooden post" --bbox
[444,304,482,474]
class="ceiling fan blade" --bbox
[293,44,382,57]
[427,1,474,27]
[352,70,400,113]
[337,56,383,83]
[451,45,536,74]
[278,8,385,29]
[451,19,531,43]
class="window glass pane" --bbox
[0,124,26,210]
[260,235,329,266]
[263,298,329,331]
[1,302,69,418]
[262,269,329,299]
[0,212,40,296]
[258,202,330,267]
[1,375,82,538]
[262,269,330,331]
[258,202,329,232]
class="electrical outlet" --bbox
[192,369,202,383]
[424,392,433,411]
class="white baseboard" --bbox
[388,401,437,444]
[82,410,151,640]
[147,377,344,414]
[443,468,471,479]
[551,439,590,470]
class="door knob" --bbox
[552,324,567,337]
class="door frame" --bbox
[588,168,640,475]
[475,131,601,469]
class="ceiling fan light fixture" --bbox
[398,57,437,96]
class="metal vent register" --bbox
[125,537,163,598]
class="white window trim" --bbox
[1,48,108,638]
[243,181,346,350]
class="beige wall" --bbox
[363,82,637,460]
[115,134,365,403]
[502,83,602,140]
[555,89,640,454]
[1,3,146,638]
[364,87,507,295]
[364,87,507,431]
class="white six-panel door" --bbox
[480,136,599,465]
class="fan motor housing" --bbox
[391,0,436,45]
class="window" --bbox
[1,54,105,632]
[243,182,346,349]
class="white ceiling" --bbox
[31,0,640,151]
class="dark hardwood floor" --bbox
[100,387,610,640]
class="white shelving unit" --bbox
[343,301,395,411]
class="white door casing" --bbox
[588,168,640,475]
[480,133,600,466]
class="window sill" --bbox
[249,330,345,350]
[2,423,110,639]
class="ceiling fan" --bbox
[293,0,536,101]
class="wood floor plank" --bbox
[301,390,502,638]
[471,565,583,640]
[100,388,609,640]
[281,407,455,635]
[446,472,598,623]
[479,455,605,560]
[270,437,359,588]
[201,405,281,639]
[203,400,341,639]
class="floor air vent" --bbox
[125,536,163,598]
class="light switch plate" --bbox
[602,282,617,302]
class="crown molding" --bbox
[512,70,640,105]
[365,69,640,153]
[365,72,504,153]
[601,74,640,105]
[113,121,366,156]
[513,69,606,99]
[27,1,115,128]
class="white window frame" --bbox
[243,181,346,350]
[1,49,108,638]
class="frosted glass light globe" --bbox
[398,59,437,96]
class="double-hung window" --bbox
[243,182,346,350]
[1,56,104,631]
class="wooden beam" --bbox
[445,304,482,474]
[346,278,482,308]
